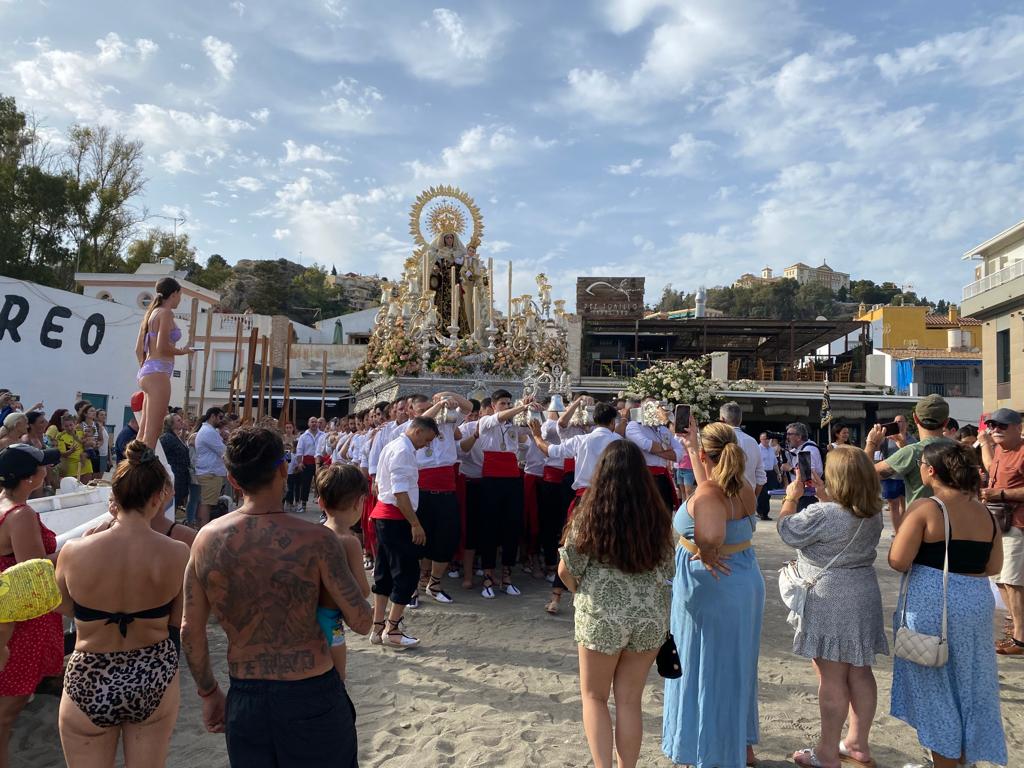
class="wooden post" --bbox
[281,323,293,426]
[243,328,258,423]
[184,298,199,416]
[228,319,243,413]
[257,337,269,420]
[320,351,328,419]
[197,308,213,417]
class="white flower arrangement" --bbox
[626,357,717,420]
[639,400,668,427]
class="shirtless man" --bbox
[182,426,372,767]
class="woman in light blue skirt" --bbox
[888,441,1007,768]
[663,420,764,768]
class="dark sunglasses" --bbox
[985,422,1010,431]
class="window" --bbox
[997,329,1011,399]
[213,351,235,390]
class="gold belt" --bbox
[678,537,752,556]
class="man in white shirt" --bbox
[756,432,781,520]
[369,416,439,649]
[457,399,487,589]
[474,389,536,599]
[625,399,684,511]
[368,398,409,482]
[409,392,472,605]
[528,402,621,614]
[294,416,322,513]
[780,421,824,511]
[537,397,567,583]
[719,402,766,497]
[195,407,227,527]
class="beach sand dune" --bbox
[14,513,1024,767]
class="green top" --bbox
[885,436,955,503]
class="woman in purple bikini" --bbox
[135,278,190,448]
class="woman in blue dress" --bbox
[663,418,765,768]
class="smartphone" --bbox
[798,452,813,483]
[674,404,691,430]
[881,421,900,436]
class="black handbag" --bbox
[656,633,682,679]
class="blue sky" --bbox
[3,0,1023,308]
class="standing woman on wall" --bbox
[135,278,190,448]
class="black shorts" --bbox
[226,670,357,768]
[416,491,460,563]
[372,518,419,605]
[463,478,482,550]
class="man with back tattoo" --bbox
[182,426,372,767]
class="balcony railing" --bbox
[963,259,1024,300]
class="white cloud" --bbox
[159,150,190,174]
[488,240,512,253]
[202,36,237,81]
[646,133,715,176]
[250,107,270,123]
[129,104,253,155]
[388,7,510,85]
[230,1,246,16]
[223,176,264,192]
[875,15,1024,86]
[272,228,291,240]
[407,124,552,181]
[282,139,344,164]
[608,158,643,175]
[562,0,803,121]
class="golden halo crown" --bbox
[428,203,466,237]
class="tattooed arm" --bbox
[181,547,227,732]
[318,531,373,635]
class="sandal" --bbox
[502,568,521,596]
[481,575,496,599]
[793,748,838,768]
[837,742,875,768]
[369,620,385,646]
[384,618,420,649]
[408,590,420,610]
[545,587,563,615]
[362,554,374,571]
[427,576,454,604]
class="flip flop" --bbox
[838,741,876,768]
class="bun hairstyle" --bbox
[922,441,982,496]
[699,422,747,497]
[112,439,170,512]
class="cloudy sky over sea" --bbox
[3,1,1023,306]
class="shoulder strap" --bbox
[900,497,949,639]
[807,515,865,586]
[0,503,32,529]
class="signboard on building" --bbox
[575,277,646,320]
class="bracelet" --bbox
[197,683,219,698]
[783,495,803,503]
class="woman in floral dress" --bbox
[559,440,674,768]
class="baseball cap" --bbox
[0,444,60,484]
[985,408,1022,427]
[130,391,145,413]
[914,394,949,428]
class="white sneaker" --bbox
[447,567,461,579]
[474,568,484,577]
[481,579,496,599]
[408,591,420,610]
[427,581,454,604]
[503,582,521,596]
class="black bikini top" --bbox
[912,507,997,575]
[73,599,175,637]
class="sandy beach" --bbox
[13,506,1024,767]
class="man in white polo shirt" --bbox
[719,401,766,497]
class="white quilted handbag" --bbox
[894,497,949,668]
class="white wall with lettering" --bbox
[0,277,146,430]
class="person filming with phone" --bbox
[780,422,823,511]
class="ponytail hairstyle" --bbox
[699,422,747,497]
[922,440,982,497]
[112,439,170,512]
[137,278,181,360]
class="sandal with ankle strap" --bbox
[480,575,496,599]
[501,569,521,596]
[384,618,420,650]
[369,620,385,646]
[426,576,454,604]
[545,587,563,615]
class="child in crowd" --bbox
[315,464,371,679]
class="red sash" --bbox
[563,458,576,474]
[321,455,332,467]
[302,455,316,466]
[567,487,587,519]
[419,465,456,492]
[542,466,565,484]
[370,501,405,521]
[482,451,521,478]
[648,466,680,508]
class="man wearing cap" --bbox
[978,408,1024,655]
[865,394,954,516]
